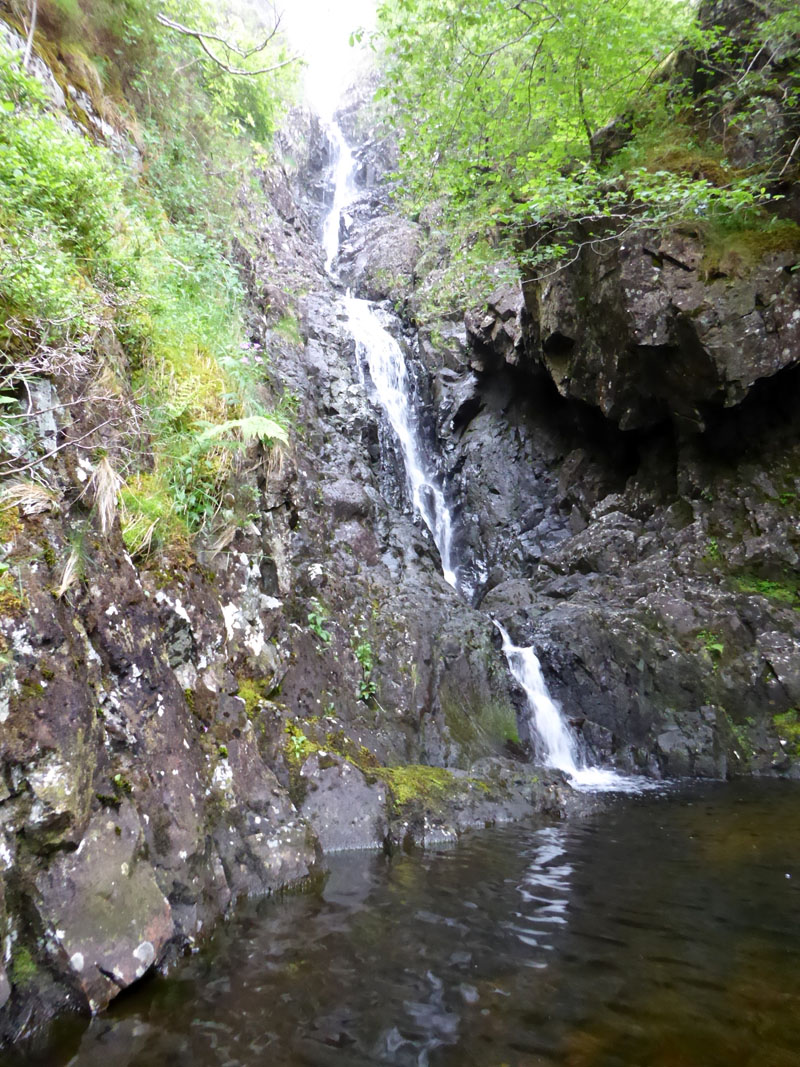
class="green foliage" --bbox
[375,0,691,220]
[706,537,722,563]
[285,721,312,762]
[354,638,378,703]
[374,0,799,278]
[697,629,725,664]
[354,640,374,674]
[0,5,296,554]
[733,574,800,607]
[307,599,331,646]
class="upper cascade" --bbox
[322,122,356,272]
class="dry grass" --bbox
[88,455,122,535]
[55,546,81,599]
[0,481,60,516]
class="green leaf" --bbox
[197,415,289,447]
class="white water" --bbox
[322,123,356,273]
[321,118,638,792]
[322,118,461,591]
[345,297,459,590]
[494,621,644,793]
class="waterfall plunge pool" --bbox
[11,779,800,1067]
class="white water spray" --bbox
[345,296,459,590]
[494,621,643,792]
[322,122,356,273]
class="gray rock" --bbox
[299,754,388,852]
[35,803,173,1013]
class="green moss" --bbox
[375,765,460,809]
[0,508,22,545]
[647,145,734,188]
[773,709,800,757]
[701,220,800,279]
[237,677,269,718]
[733,573,800,608]
[10,946,37,987]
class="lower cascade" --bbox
[494,622,641,792]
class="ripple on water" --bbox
[4,780,800,1067]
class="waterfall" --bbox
[320,117,638,792]
[322,122,356,273]
[494,621,641,791]
[345,296,459,592]
[494,621,580,775]
[322,114,463,594]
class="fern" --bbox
[196,414,288,447]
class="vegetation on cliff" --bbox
[0,0,293,554]
[374,0,799,297]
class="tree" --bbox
[375,0,691,221]
[375,0,799,282]
[156,7,299,77]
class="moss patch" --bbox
[701,220,800,279]
[732,573,800,609]
[9,946,37,987]
[375,765,461,809]
[237,677,270,718]
[773,709,800,757]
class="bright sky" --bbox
[280,0,377,117]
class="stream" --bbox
[9,779,800,1066]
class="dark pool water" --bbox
[11,779,800,1067]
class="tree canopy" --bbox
[376,0,692,218]
[374,0,799,282]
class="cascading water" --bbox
[322,122,356,273]
[322,115,463,594]
[345,297,459,591]
[493,621,580,775]
[321,117,638,792]
[494,621,643,792]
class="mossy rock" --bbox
[374,764,484,817]
[773,709,800,758]
[701,221,800,280]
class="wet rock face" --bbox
[448,286,800,780]
[299,754,389,853]
[508,231,800,430]
[34,803,173,1013]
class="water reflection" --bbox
[507,827,573,965]
[5,781,800,1067]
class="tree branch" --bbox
[155,12,300,77]
[22,0,37,72]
